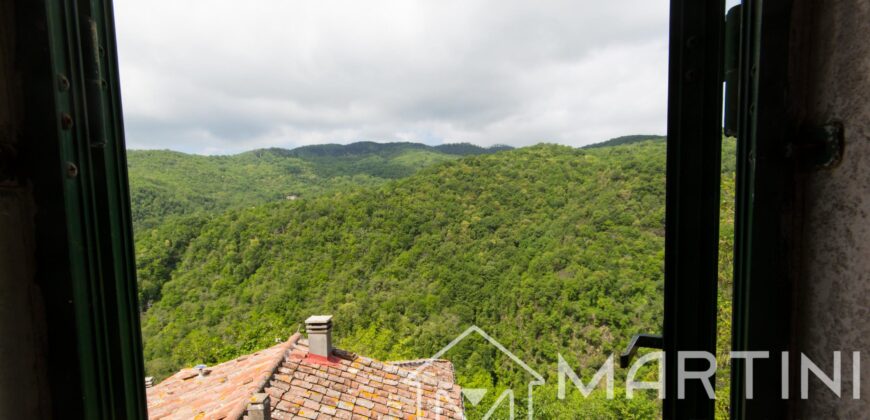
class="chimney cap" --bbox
[305,315,333,325]
[305,315,334,359]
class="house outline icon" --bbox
[404,325,546,420]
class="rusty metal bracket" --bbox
[791,122,844,170]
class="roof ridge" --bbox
[225,332,301,420]
[387,358,452,365]
[290,340,452,385]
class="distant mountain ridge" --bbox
[583,134,665,149]
[127,141,510,230]
[246,141,513,158]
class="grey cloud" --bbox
[115,0,670,154]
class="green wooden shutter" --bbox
[42,0,146,417]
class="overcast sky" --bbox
[114,0,674,155]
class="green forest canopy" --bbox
[133,137,736,418]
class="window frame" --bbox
[730,0,794,418]
[662,0,726,418]
[34,1,797,419]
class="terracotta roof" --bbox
[266,339,463,419]
[146,334,300,419]
[146,334,464,420]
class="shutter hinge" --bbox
[84,17,108,148]
[723,5,742,137]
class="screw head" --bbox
[61,113,74,129]
[66,162,79,178]
[57,75,70,91]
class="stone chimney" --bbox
[305,315,333,358]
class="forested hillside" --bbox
[127,142,510,230]
[134,138,736,418]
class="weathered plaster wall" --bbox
[791,0,870,416]
[0,0,51,417]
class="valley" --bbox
[132,137,735,418]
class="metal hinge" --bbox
[84,17,108,148]
[723,5,742,137]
